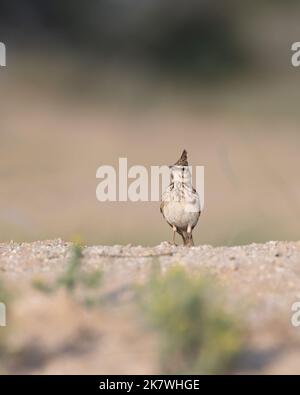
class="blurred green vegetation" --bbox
[139,266,242,374]
[2,0,296,79]
[33,258,243,373]
[33,243,102,306]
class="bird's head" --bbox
[169,150,192,184]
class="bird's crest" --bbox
[174,150,188,166]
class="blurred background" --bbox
[1,0,300,246]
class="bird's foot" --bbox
[165,241,178,247]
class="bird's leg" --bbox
[171,225,177,245]
[186,224,194,247]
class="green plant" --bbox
[139,266,242,374]
[33,243,102,305]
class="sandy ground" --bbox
[1,239,300,374]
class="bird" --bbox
[160,150,201,247]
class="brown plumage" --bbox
[174,149,188,166]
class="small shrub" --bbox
[139,266,242,374]
[33,243,102,305]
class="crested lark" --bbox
[160,150,201,247]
